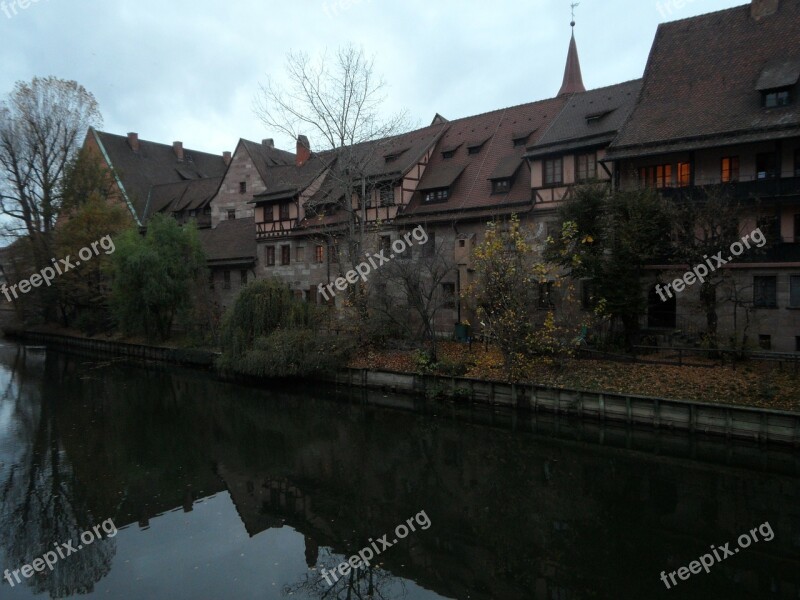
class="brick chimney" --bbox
[296,135,311,167]
[751,0,779,20]
[262,138,274,149]
[173,141,184,161]
[128,132,139,152]
[223,151,232,166]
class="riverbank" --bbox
[5,328,800,445]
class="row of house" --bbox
[83,0,800,351]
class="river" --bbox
[0,342,797,599]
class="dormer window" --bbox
[585,110,613,125]
[762,88,792,108]
[467,139,489,155]
[384,148,409,163]
[424,188,449,203]
[492,179,511,194]
[442,150,456,159]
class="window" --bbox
[265,246,275,267]
[442,282,456,309]
[791,275,800,308]
[380,235,391,254]
[544,158,563,186]
[240,270,248,286]
[280,245,291,266]
[424,188,449,203]
[678,162,691,188]
[721,157,740,183]
[754,276,777,308]
[227,210,236,220]
[379,186,394,207]
[328,244,339,264]
[758,335,772,350]
[296,246,305,262]
[576,153,597,182]
[223,271,231,290]
[280,203,291,221]
[239,182,247,194]
[639,164,673,189]
[756,153,777,180]
[209,272,215,290]
[315,245,324,264]
[459,239,466,248]
[467,142,485,155]
[538,282,554,309]
[762,88,792,108]
[492,179,511,194]
[442,149,457,159]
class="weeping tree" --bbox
[109,215,207,341]
[217,278,353,377]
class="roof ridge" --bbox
[95,130,224,161]
[657,2,748,26]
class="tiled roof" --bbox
[403,96,568,216]
[240,139,295,183]
[93,129,228,222]
[197,216,256,264]
[146,177,222,219]
[607,2,800,159]
[524,80,643,159]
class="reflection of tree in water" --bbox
[0,347,115,598]
[284,547,408,600]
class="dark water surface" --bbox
[0,342,798,600]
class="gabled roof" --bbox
[607,2,800,159]
[92,129,228,223]
[524,80,643,159]
[250,157,330,204]
[403,95,569,216]
[197,216,256,265]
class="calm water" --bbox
[0,342,798,600]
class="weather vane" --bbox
[571,2,579,27]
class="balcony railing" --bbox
[656,176,800,202]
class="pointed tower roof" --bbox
[558,27,586,96]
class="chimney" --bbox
[223,151,232,166]
[262,138,275,149]
[127,132,139,152]
[751,0,779,19]
[173,141,184,161]
[296,135,311,167]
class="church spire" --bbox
[558,4,586,96]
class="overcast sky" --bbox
[1,0,745,156]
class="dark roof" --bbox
[251,156,330,204]
[607,3,800,159]
[756,56,800,91]
[147,177,222,219]
[403,95,568,216]
[197,217,256,264]
[524,80,643,159]
[240,139,295,182]
[558,32,586,96]
[418,164,466,191]
[93,129,228,223]
[488,156,523,181]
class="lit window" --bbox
[544,158,563,186]
[639,164,673,189]
[315,245,324,264]
[678,162,691,188]
[576,153,597,182]
[721,157,740,183]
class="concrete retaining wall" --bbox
[333,368,800,446]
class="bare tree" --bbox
[254,45,416,317]
[0,77,102,266]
